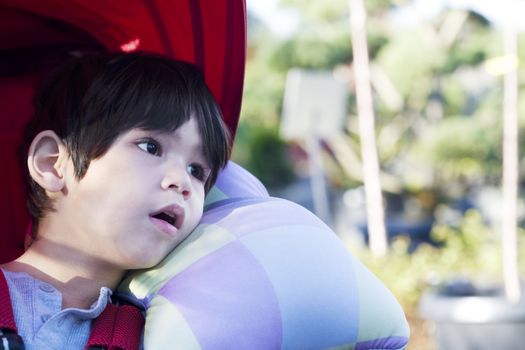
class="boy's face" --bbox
[56,117,209,269]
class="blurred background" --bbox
[235,0,525,349]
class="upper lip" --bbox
[149,204,185,229]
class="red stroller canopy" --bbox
[0,0,246,262]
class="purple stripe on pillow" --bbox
[355,336,409,350]
[202,197,270,222]
[201,198,329,237]
[240,227,361,349]
[214,162,269,199]
[158,240,282,350]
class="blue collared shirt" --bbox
[2,269,112,350]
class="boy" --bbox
[0,52,231,349]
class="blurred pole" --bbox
[281,70,347,227]
[348,0,387,257]
[307,135,331,225]
[502,17,521,303]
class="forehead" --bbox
[167,117,203,146]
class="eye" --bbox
[187,164,209,182]
[137,138,161,156]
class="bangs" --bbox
[71,53,230,187]
[85,54,196,133]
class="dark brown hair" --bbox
[20,51,231,223]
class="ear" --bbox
[27,130,68,193]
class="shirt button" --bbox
[39,283,55,293]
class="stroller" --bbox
[0,2,409,349]
[0,0,246,263]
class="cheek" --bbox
[186,197,204,231]
[72,168,147,219]
[82,155,148,191]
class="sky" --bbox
[246,0,279,18]
[246,0,298,37]
[399,0,525,29]
[247,0,525,35]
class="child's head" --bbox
[22,52,231,224]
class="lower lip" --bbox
[149,216,179,237]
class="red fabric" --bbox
[0,270,17,333]
[86,303,144,350]
[86,303,118,348]
[0,0,247,263]
[0,0,246,132]
[110,305,145,350]
[0,75,35,263]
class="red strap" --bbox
[0,269,18,333]
[0,269,143,349]
[86,303,118,348]
[111,305,145,350]
[86,303,144,350]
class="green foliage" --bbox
[242,1,525,219]
[367,30,389,59]
[411,116,501,183]
[365,0,395,12]
[241,61,285,126]
[377,29,445,101]
[352,210,525,313]
[233,126,296,190]
[464,10,492,30]
[270,32,352,71]
[440,30,496,74]
[441,76,468,116]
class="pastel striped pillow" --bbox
[118,162,409,349]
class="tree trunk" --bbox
[348,0,388,257]
[502,20,521,303]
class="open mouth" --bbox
[152,212,176,226]
[149,205,184,230]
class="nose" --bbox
[161,165,191,199]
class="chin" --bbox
[125,252,166,270]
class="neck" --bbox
[2,238,124,309]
